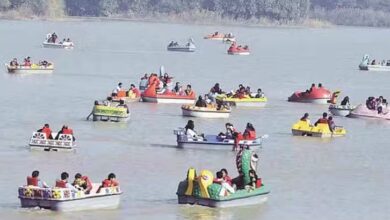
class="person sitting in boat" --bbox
[371,59,376,65]
[185,120,204,140]
[27,170,49,188]
[255,88,265,98]
[37,124,53,139]
[55,172,78,192]
[162,73,173,85]
[195,95,207,107]
[328,116,336,132]
[366,97,376,110]
[66,38,71,42]
[245,86,251,96]
[213,171,235,196]
[245,169,260,191]
[55,125,76,141]
[340,96,350,106]
[97,173,119,193]
[139,74,149,90]
[243,45,248,50]
[300,113,311,124]
[72,173,93,194]
[243,123,256,140]
[128,84,141,98]
[103,97,113,106]
[117,100,129,114]
[23,56,32,67]
[318,83,323,88]
[314,112,329,126]
[168,41,174,47]
[308,83,316,93]
[233,87,246,99]
[218,122,235,140]
[173,82,180,93]
[210,83,223,94]
[51,32,58,43]
[112,82,123,97]
[221,168,233,186]
[184,84,194,96]
[9,58,18,67]
[213,31,219,37]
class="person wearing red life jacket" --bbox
[55,125,75,141]
[314,112,329,126]
[243,123,256,140]
[97,173,119,193]
[37,124,53,139]
[129,84,141,97]
[55,172,78,192]
[73,173,93,194]
[233,131,244,151]
[184,84,194,97]
[27,170,48,188]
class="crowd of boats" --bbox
[5,30,389,211]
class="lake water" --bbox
[0,19,389,220]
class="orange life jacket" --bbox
[102,179,119,187]
[131,88,141,97]
[55,180,67,188]
[42,127,52,139]
[27,176,38,186]
[62,128,73,135]
[117,90,126,98]
[318,118,328,124]
[244,130,256,140]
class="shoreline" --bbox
[0,14,333,29]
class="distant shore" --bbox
[0,13,333,29]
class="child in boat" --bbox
[184,120,204,140]
[221,168,233,186]
[245,169,260,191]
[97,173,119,193]
[73,173,93,194]
[213,171,235,196]
[27,170,49,188]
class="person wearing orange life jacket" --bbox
[72,173,93,194]
[314,112,329,126]
[55,172,78,192]
[243,123,256,140]
[55,125,75,141]
[27,170,49,188]
[232,131,244,151]
[37,124,53,139]
[97,173,119,193]
[128,84,141,97]
[184,84,194,96]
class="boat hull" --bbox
[167,47,195,52]
[359,64,390,71]
[142,96,195,104]
[92,114,129,122]
[329,105,355,117]
[348,104,390,120]
[291,129,344,138]
[178,193,268,208]
[42,42,74,49]
[228,101,267,107]
[176,134,263,150]
[288,98,330,104]
[181,108,230,118]
[20,193,120,211]
[6,66,54,74]
[227,52,250,55]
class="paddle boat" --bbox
[181,104,231,118]
[111,90,141,103]
[88,105,130,122]
[329,104,355,117]
[288,85,339,104]
[174,128,265,150]
[29,132,75,152]
[216,94,267,107]
[348,104,390,120]
[167,39,196,52]
[359,54,390,71]
[142,82,196,104]
[291,120,346,138]
[18,183,121,211]
[43,41,74,49]
[176,148,270,208]
[204,32,235,41]
[5,63,54,74]
[227,43,250,55]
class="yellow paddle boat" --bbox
[291,120,346,138]
[216,94,267,107]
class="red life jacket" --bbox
[42,127,52,139]
[234,132,244,144]
[131,88,141,97]
[27,176,38,186]
[82,176,93,189]
[55,180,67,188]
[244,130,256,140]
[62,128,73,135]
[318,118,328,124]
[256,178,262,188]
[102,179,119,187]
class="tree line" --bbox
[1,0,390,27]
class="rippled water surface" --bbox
[0,20,389,220]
